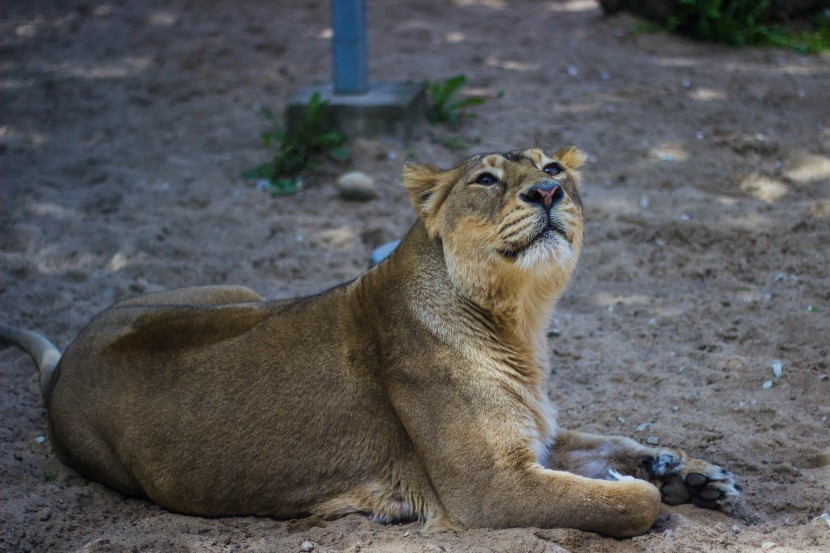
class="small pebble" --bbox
[763,380,773,389]
[370,240,400,267]
[403,531,410,537]
[646,435,660,445]
[732,525,741,533]
[635,422,651,432]
[301,541,315,552]
[772,360,783,378]
[35,436,46,444]
[337,171,377,201]
[38,508,52,521]
[640,195,650,209]
[761,542,777,549]
[567,65,579,77]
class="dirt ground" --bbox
[1,0,829,551]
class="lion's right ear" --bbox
[403,162,443,221]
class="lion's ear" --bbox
[403,162,443,220]
[553,146,587,172]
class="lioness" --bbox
[1,147,738,537]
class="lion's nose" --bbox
[520,181,564,210]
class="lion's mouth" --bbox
[498,220,568,259]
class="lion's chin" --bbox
[499,224,567,260]
[498,227,577,275]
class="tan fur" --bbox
[19,148,739,538]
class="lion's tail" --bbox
[0,323,61,397]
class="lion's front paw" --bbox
[646,451,740,514]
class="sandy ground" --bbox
[1,0,829,551]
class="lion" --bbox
[1,147,739,537]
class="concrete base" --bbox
[286,82,425,145]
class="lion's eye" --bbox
[474,173,499,186]
[543,162,563,176]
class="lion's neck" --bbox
[391,222,564,386]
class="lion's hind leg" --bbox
[548,430,740,514]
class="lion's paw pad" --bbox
[650,453,740,514]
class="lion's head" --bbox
[403,147,586,332]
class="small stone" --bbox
[811,513,830,528]
[646,435,660,445]
[38,508,52,521]
[635,422,651,432]
[301,540,315,552]
[337,171,377,201]
[370,240,400,267]
[35,436,46,444]
[772,360,783,378]
[763,380,773,389]
[732,525,741,533]
[403,531,410,537]
[761,542,777,549]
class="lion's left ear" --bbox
[403,162,444,222]
[553,146,587,173]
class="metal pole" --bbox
[331,0,368,95]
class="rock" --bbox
[38,508,52,521]
[337,171,377,201]
[301,540,315,552]
[646,435,660,445]
[370,240,400,267]
[772,360,783,378]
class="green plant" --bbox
[666,0,830,53]
[243,92,348,195]
[425,75,486,128]
[440,135,472,152]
